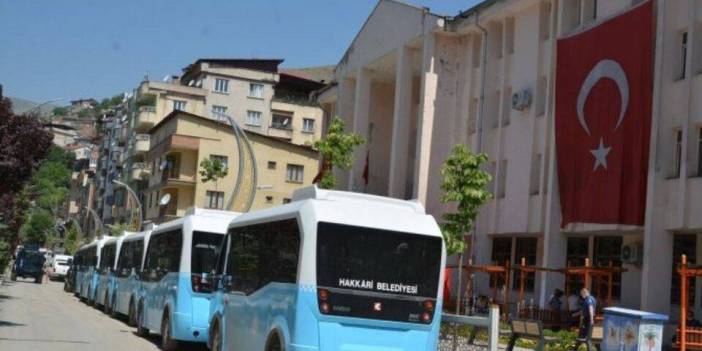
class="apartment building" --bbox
[142,110,318,222]
[179,58,325,146]
[102,58,325,227]
[319,0,702,320]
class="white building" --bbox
[318,0,702,321]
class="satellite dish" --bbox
[159,193,171,206]
[196,80,203,87]
[159,161,168,171]
[188,80,195,87]
[283,118,290,126]
[163,75,170,82]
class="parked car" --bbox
[11,246,46,283]
[48,254,72,281]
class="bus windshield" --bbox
[191,231,223,274]
[316,222,442,324]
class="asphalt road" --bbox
[0,277,206,351]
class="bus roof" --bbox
[121,229,152,243]
[151,208,241,235]
[229,186,442,238]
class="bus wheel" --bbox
[266,332,284,351]
[210,319,222,351]
[103,292,110,314]
[135,301,149,337]
[160,311,179,351]
[127,298,136,327]
[109,295,118,318]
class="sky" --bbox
[0,0,481,103]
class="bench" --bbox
[574,324,603,351]
[674,326,702,350]
[507,319,560,351]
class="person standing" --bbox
[572,287,596,351]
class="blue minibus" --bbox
[110,230,152,325]
[95,236,119,312]
[76,236,114,304]
[135,209,240,350]
[208,186,446,351]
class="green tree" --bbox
[439,144,492,313]
[199,158,229,183]
[135,93,156,108]
[63,221,83,255]
[52,107,68,116]
[77,109,90,119]
[312,117,364,189]
[106,222,134,237]
[20,208,55,244]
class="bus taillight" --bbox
[423,300,434,311]
[421,312,432,323]
[318,289,329,300]
[320,302,330,314]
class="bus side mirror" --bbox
[223,275,234,291]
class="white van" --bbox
[48,254,73,280]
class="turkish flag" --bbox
[555,1,653,227]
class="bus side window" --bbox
[225,219,300,295]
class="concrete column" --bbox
[640,0,672,314]
[388,47,414,199]
[336,78,356,190]
[413,30,438,204]
[350,68,371,192]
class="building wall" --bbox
[270,100,324,145]
[144,113,319,222]
[327,0,702,318]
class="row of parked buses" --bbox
[65,186,446,351]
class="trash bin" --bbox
[602,307,669,351]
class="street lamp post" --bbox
[84,206,103,239]
[212,110,258,212]
[112,180,143,232]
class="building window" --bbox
[566,237,589,294]
[698,128,702,176]
[303,118,315,133]
[593,236,622,300]
[210,155,228,171]
[249,83,264,98]
[205,191,225,209]
[271,112,292,130]
[679,31,688,80]
[212,105,227,121]
[491,238,512,288]
[671,234,696,305]
[214,78,229,93]
[283,198,291,204]
[265,196,273,203]
[246,110,262,126]
[286,164,304,183]
[674,129,683,178]
[498,159,507,199]
[530,154,542,195]
[267,161,276,170]
[173,100,187,111]
[513,238,537,292]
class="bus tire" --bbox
[127,298,137,327]
[136,301,149,337]
[34,276,41,284]
[265,332,284,351]
[209,318,222,351]
[110,295,118,318]
[160,310,179,351]
[103,292,110,314]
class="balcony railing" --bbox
[133,134,150,154]
[131,162,151,180]
[135,106,157,132]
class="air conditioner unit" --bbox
[621,243,643,265]
[512,88,533,111]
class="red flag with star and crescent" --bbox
[555,0,653,228]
